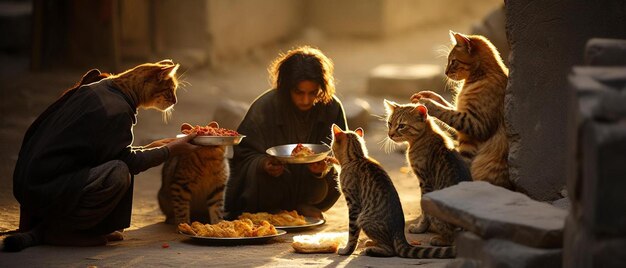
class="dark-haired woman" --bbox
[224,46,347,220]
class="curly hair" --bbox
[268,45,336,105]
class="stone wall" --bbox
[307,0,501,37]
[205,0,303,64]
[504,0,626,201]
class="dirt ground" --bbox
[0,8,498,267]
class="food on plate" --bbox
[180,121,239,136]
[238,210,307,226]
[178,219,277,238]
[290,143,315,157]
[292,232,346,254]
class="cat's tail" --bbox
[2,226,43,252]
[394,236,456,259]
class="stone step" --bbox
[447,232,562,268]
[367,64,452,100]
[585,38,626,66]
[421,181,567,248]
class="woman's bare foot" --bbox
[105,230,124,242]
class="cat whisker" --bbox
[371,113,386,122]
[162,107,173,123]
[377,136,398,155]
[434,44,452,59]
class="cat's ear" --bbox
[354,127,364,138]
[332,124,343,136]
[414,105,428,119]
[80,69,102,85]
[208,121,219,128]
[157,59,175,66]
[383,99,398,114]
[159,64,180,81]
[450,30,472,53]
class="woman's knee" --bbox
[107,160,130,190]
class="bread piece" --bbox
[291,233,345,254]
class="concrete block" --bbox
[211,99,249,131]
[585,38,626,66]
[564,214,626,268]
[367,64,450,98]
[580,121,626,236]
[456,232,562,268]
[471,6,509,66]
[343,97,372,130]
[446,258,481,268]
[421,181,567,248]
[551,197,570,210]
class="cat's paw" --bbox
[408,220,429,234]
[363,239,376,247]
[410,91,441,103]
[429,235,453,247]
[363,246,394,257]
[337,246,354,256]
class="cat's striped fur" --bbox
[384,100,471,246]
[411,31,513,190]
[159,125,228,225]
[331,124,454,258]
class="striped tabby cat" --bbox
[384,100,471,246]
[159,122,229,225]
[331,124,454,258]
[411,31,513,190]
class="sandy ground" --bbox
[0,6,499,267]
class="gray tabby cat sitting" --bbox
[331,124,454,258]
[384,100,471,246]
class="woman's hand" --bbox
[308,157,337,177]
[165,131,200,157]
[144,138,177,149]
[307,160,328,175]
[262,156,285,177]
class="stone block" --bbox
[367,64,450,99]
[585,38,626,66]
[551,197,570,210]
[421,181,567,248]
[343,97,372,130]
[211,99,249,131]
[446,258,481,268]
[455,232,562,268]
[564,214,626,268]
[580,121,626,236]
[471,6,509,66]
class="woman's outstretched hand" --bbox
[165,131,200,157]
[262,156,285,177]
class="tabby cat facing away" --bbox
[384,100,471,246]
[159,121,229,225]
[411,31,513,190]
[330,124,454,258]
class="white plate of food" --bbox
[266,143,331,164]
[276,217,326,231]
[179,229,286,245]
[177,134,246,146]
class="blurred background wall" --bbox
[1,0,501,72]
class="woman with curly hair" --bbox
[224,46,347,220]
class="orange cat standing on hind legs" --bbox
[411,31,513,190]
[5,60,200,252]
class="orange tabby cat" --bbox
[159,122,229,225]
[411,31,513,190]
